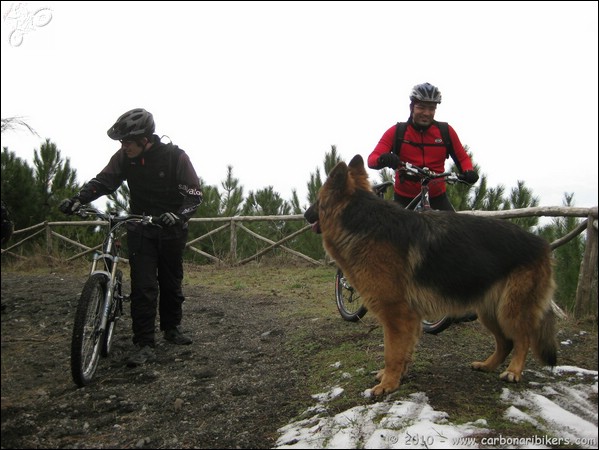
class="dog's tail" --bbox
[533,304,558,367]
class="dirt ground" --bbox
[1,267,597,449]
[1,269,314,449]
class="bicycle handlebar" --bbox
[74,206,160,227]
[398,161,461,185]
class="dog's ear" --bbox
[347,154,370,191]
[327,161,349,194]
[348,154,364,169]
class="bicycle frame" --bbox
[400,161,459,212]
[406,181,431,211]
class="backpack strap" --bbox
[165,143,184,186]
[391,122,408,156]
[433,121,454,159]
[392,120,455,160]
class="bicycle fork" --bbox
[89,252,120,339]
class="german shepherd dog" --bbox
[304,154,557,396]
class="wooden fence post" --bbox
[45,221,51,255]
[229,218,237,264]
[574,216,598,319]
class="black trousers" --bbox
[127,228,188,347]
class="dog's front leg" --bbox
[371,310,421,396]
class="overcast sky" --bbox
[2,1,597,210]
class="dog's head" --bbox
[304,154,371,234]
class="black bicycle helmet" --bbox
[409,82,442,104]
[107,108,155,140]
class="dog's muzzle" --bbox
[304,204,321,234]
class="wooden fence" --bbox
[2,206,597,318]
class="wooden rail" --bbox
[2,206,597,318]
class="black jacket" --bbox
[77,136,203,236]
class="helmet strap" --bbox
[141,136,154,154]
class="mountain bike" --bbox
[70,206,159,387]
[335,161,477,334]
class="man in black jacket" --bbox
[60,108,203,367]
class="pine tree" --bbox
[1,147,40,229]
[507,180,540,230]
[33,139,79,221]
[220,165,244,217]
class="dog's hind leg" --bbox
[471,311,514,374]
[371,305,421,396]
[497,264,556,382]
[499,337,531,382]
[498,282,555,382]
[473,270,544,383]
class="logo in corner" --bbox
[3,3,53,47]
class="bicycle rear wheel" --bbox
[335,267,455,333]
[422,317,454,335]
[71,273,108,387]
[335,268,368,322]
[101,269,123,357]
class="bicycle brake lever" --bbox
[76,208,91,218]
[138,216,153,225]
[403,162,419,174]
[421,167,435,177]
[446,173,459,184]
[143,216,163,228]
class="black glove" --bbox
[59,197,82,215]
[458,170,479,184]
[377,153,401,170]
[159,212,183,227]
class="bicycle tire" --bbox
[335,268,457,334]
[71,273,108,387]
[422,317,454,335]
[101,269,123,357]
[335,268,368,322]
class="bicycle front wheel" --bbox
[71,273,108,387]
[335,268,368,322]
[101,269,123,357]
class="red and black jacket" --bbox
[367,120,473,199]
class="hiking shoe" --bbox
[164,326,192,345]
[126,345,156,367]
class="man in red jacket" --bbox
[368,82,478,210]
